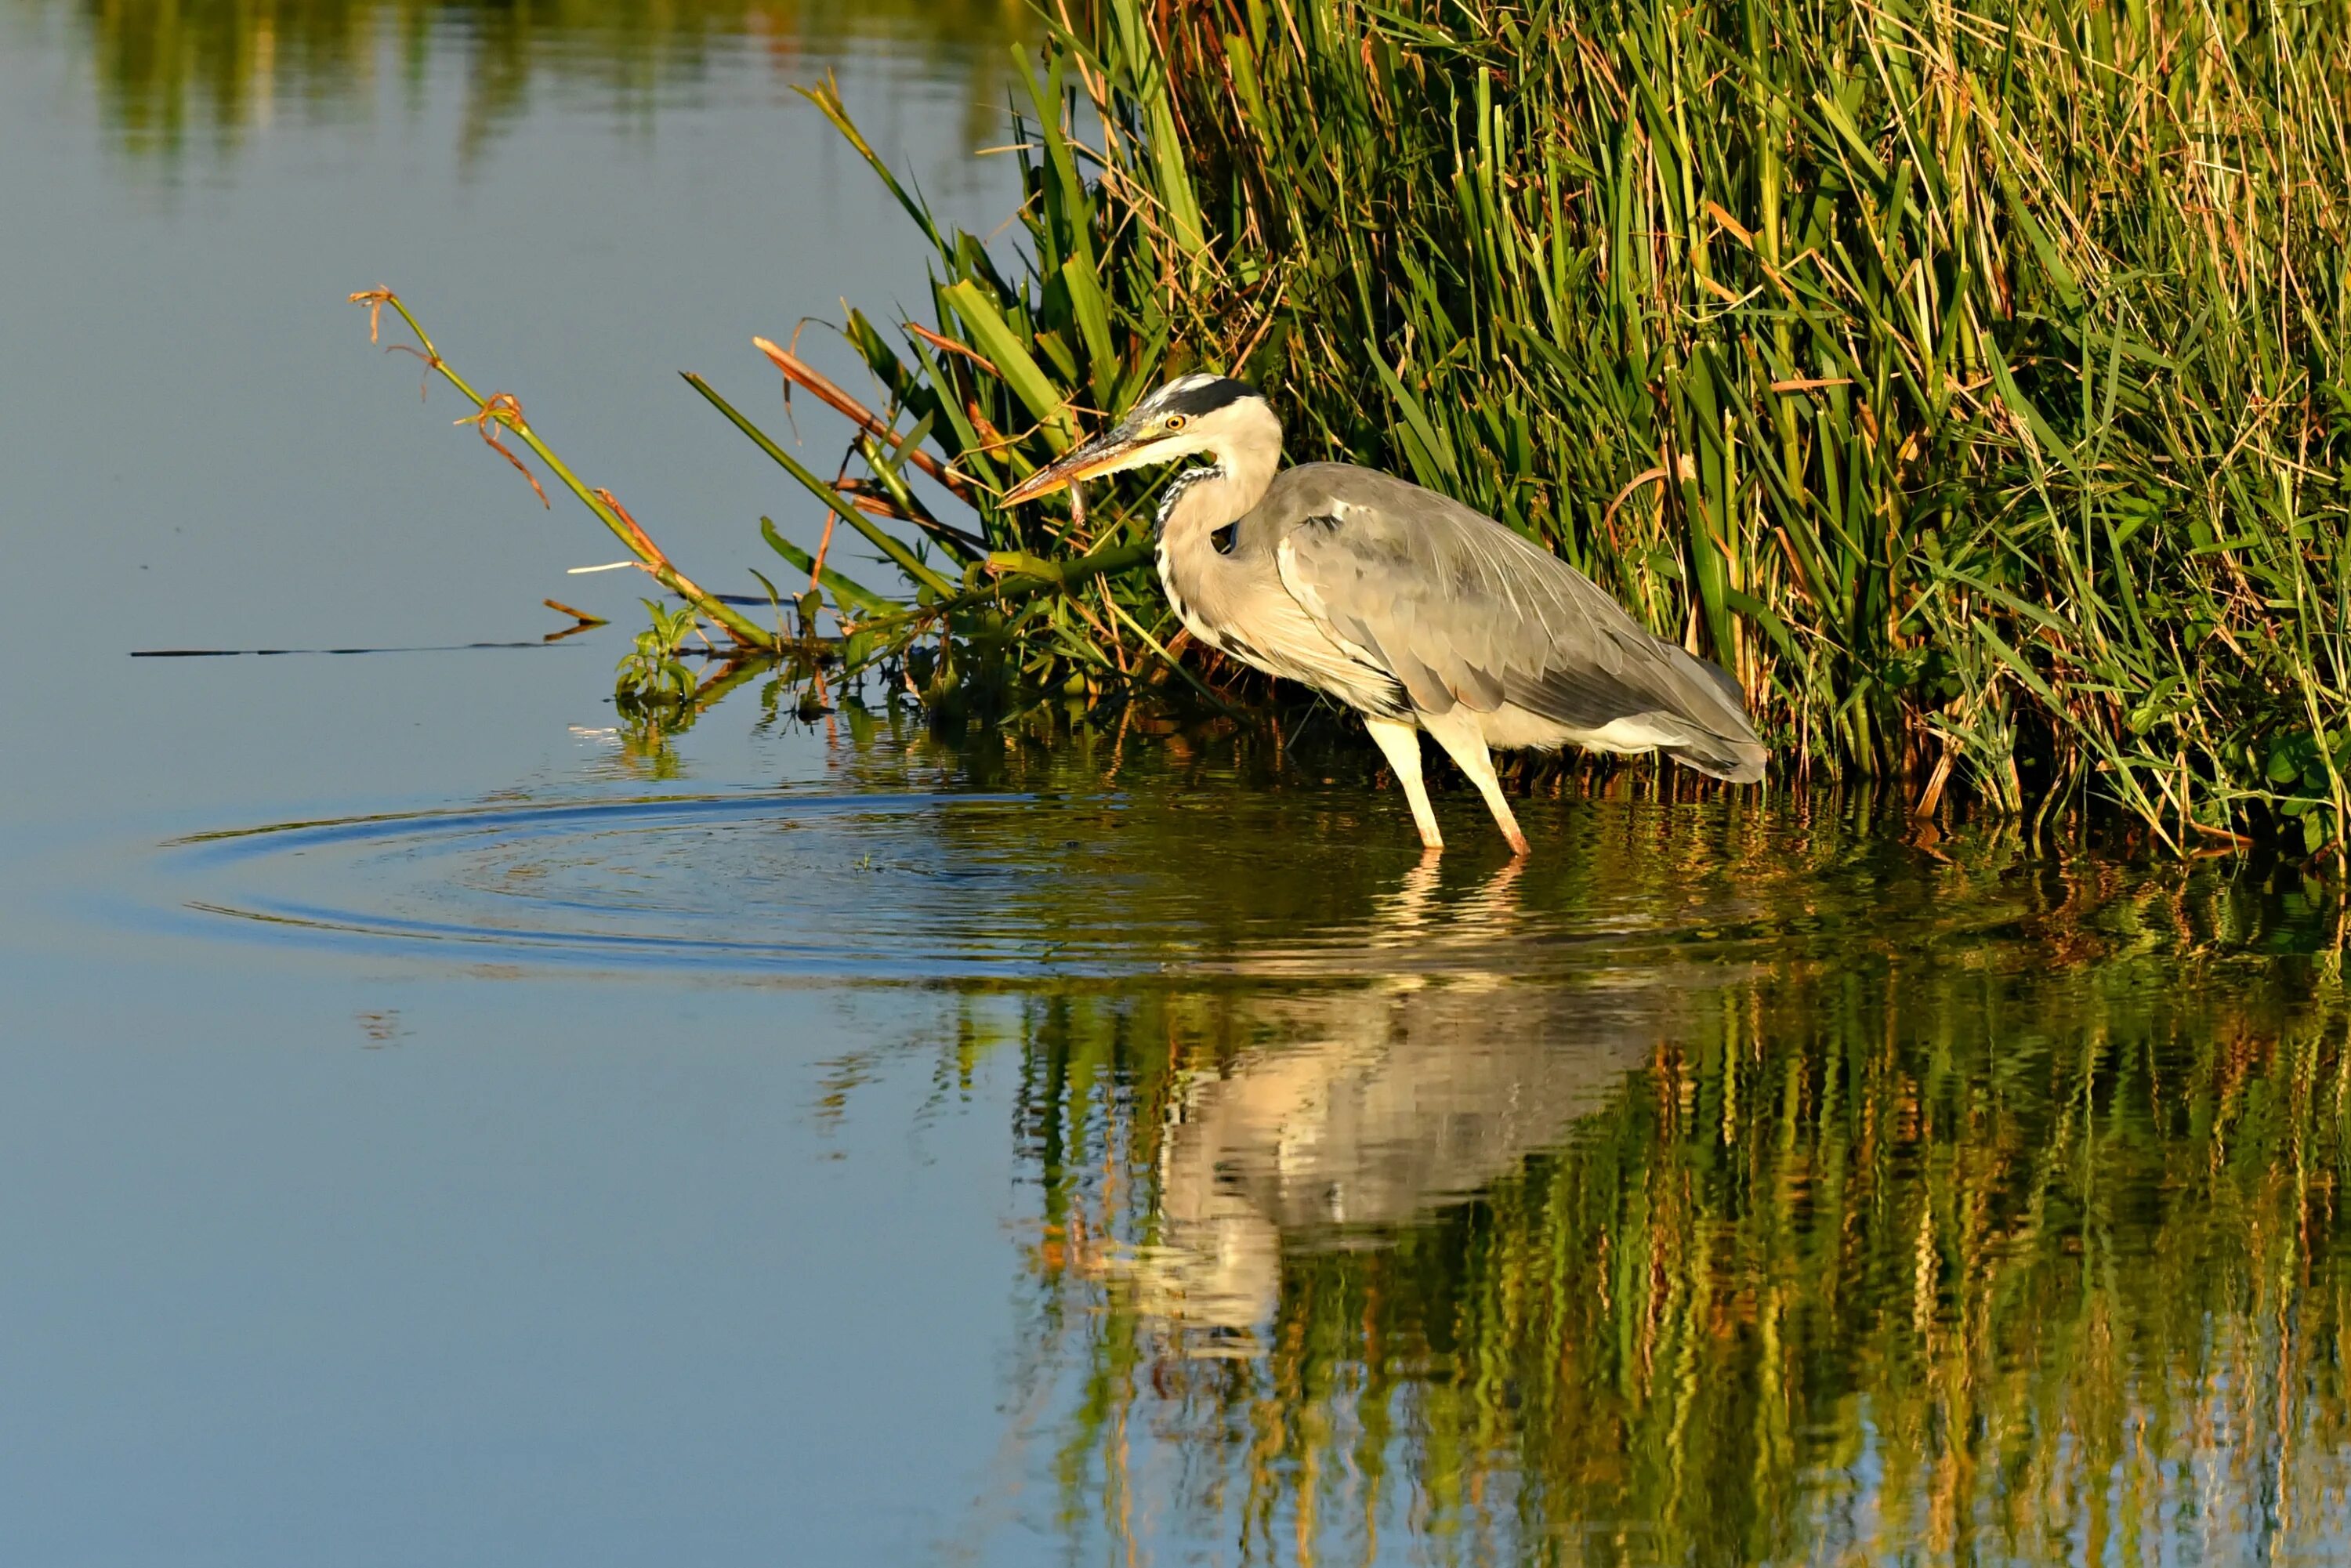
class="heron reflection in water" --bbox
[1118,858,1659,1340]
[1003,376,1767,855]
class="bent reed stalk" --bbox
[346,288,1170,704]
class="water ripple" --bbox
[163,791,1101,977]
[154,784,2198,982]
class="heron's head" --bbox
[999,375,1277,506]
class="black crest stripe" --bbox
[1159,378,1259,418]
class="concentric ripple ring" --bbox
[150,788,2023,983]
[156,790,1139,979]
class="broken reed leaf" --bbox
[459,393,549,509]
[680,371,958,600]
[591,488,671,571]
[903,321,998,377]
[348,287,394,346]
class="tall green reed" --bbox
[794,0,2351,859]
[345,0,2351,859]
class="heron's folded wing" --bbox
[1270,481,1688,728]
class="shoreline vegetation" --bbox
[359,0,2351,865]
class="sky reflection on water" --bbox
[5,0,2351,1562]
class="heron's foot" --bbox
[1417,827,1445,853]
[1501,826,1531,859]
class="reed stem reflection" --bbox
[33,0,1030,160]
[985,818,2350,1563]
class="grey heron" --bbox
[1001,375,1766,855]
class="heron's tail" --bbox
[1666,734,1768,784]
[1659,645,1768,784]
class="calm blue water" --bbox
[5,6,2349,1564]
[0,12,1051,1563]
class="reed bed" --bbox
[768,0,2351,860]
[354,0,2351,859]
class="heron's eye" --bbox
[1163,414,1190,432]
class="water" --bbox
[4,5,2349,1563]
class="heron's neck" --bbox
[1157,433,1278,546]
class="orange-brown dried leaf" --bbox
[348,286,397,345]
[751,335,974,502]
[904,322,998,377]
[590,488,673,571]
[458,393,549,509]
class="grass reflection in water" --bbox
[36,0,1031,159]
[966,803,2349,1563]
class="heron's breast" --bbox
[1157,538,1407,717]
[1155,541,1228,655]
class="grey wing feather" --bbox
[1266,465,1766,781]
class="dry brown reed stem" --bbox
[752,336,976,503]
[901,321,999,376]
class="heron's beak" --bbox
[998,428,1145,507]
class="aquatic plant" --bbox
[614,599,705,702]
[770,0,2351,862]
[346,283,1223,732]
[350,0,2351,863]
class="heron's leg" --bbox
[1421,708,1531,857]
[1362,717,1444,851]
